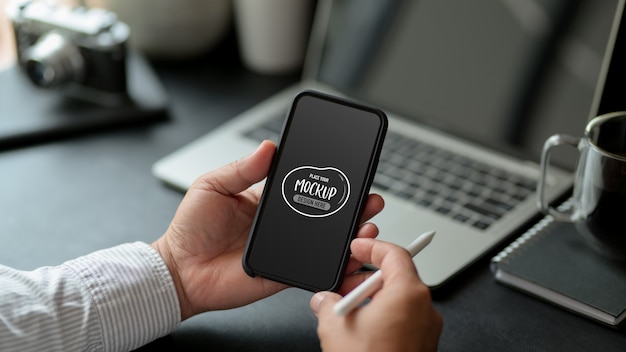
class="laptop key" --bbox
[453,213,470,223]
[472,219,492,230]
[463,201,504,220]
[485,197,514,211]
[436,205,451,215]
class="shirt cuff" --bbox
[64,242,181,352]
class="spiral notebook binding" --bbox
[490,198,575,271]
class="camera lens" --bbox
[25,61,55,87]
[22,31,84,88]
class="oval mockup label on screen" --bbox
[281,166,351,217]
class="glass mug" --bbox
[537,111,626,260]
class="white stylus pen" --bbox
[333,230,436,316]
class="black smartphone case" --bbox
[243,90,387,292]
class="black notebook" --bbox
[491,202,626,327]
[0,52,168,151]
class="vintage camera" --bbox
[7,0,131,105]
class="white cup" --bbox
[234,0,312,74]
[90,0,232,60]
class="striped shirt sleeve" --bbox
[0,242,181,352]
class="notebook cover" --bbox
[491,209,626,326]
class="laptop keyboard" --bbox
[376,132,536,230]
[243,115,536,231]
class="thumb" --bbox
[194,140,275,195]
[310,291,342,317]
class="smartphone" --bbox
[243,90,388,292]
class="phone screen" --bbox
[243,91,387,292]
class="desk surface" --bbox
[1,33,625,352]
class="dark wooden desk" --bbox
[0,34,624,352]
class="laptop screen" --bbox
[310,0,620,170]
[591,0,626,116]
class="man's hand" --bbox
[152,140,385,320]
[310,238,442,352]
